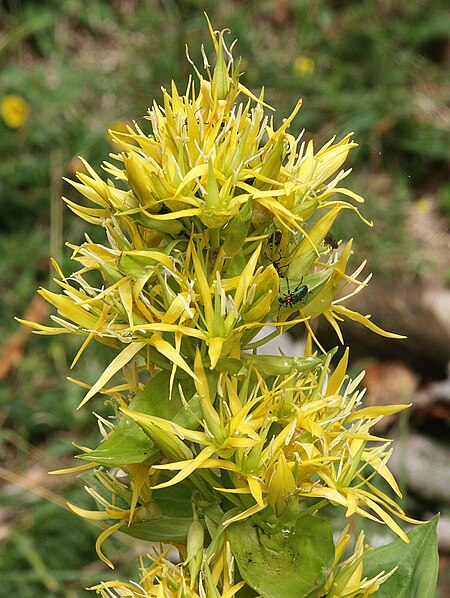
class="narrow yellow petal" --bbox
[15,318,70,335]
[233,243,262,309]
[122,408,208,444]
[117,280,134,327]
[49,462,95,475]
[208,336,224,370]
[78,342,145,409]
[194,346,211,402]
[152,446,216,489]
[95,521,125,568]
[67,502,111,520]
[346,491,358,517]
[363,496,409,542]
[327,347,349,395]
[346,404,411,422]
[150,333,198,380]
[190,242,214,328]
[39,289,99,330]
[333,304,407,339]
[248,475,265,508]
[215,487,251,495]
[224,501,267,525]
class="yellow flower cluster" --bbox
[24,17,413,598]
[22,23,398,400]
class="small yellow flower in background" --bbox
[293,56,315,77]
[0,94,30,128]
[414,196,432,214]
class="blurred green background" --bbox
[1,1,449,596]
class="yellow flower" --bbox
[293,56,315,77]
[89,545,245,597]
[0,94,30,128]
[322,529,397,597]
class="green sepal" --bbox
[216,357,248,377]
[274,266,336,319]
[117,249,168,278]
[278,266,335,299]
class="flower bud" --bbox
[213,33,229,101]
[186,519,204,587]
[267,452,296,516]
[288,207,340,279]
[241,354,322,376]
[127,415,193,462]
[223,201,252,257]
[241,266,279,322]
[254,136,284,190]
[123,152,161,212]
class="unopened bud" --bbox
[186,519,204,587]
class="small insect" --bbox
[324,232,339,250]
[278,278,309,311]
[270,230,283,247]
[265,249,286,276]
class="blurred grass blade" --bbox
[0,13,53,58]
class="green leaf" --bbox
[363,515,439,598]
[223,201,252,257]
[227,514,335,598]
[121,517,193,543]
[118,249,172,278]
[121,484,194,543]
[225,250,247,277]
[77,415,158,466]
[77,370,200,466]
[132,370,199,428]
[153,484,193,518]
